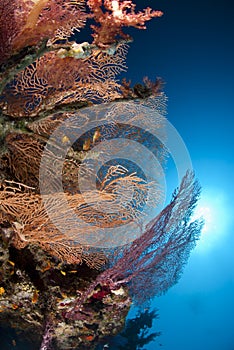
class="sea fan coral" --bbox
[0,2,203,348]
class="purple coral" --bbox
[66,171,203,319]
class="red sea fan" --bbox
[13,0,88,50]
[1,43,128,117]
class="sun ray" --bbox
[192,189,230,253]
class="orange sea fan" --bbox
[0,162,154,267]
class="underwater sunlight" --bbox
[192,188,230,253]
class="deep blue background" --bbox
[122,0,234,349]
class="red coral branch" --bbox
[87,0,163,48]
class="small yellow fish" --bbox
[93,128,101,143]
[62,135,70,144]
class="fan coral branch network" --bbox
[0,1,203,349]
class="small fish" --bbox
[32,290,39,303]
[60,270,66,276]
[62,135,70,144]
[93,128,101,143]
[83,138,91,151]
